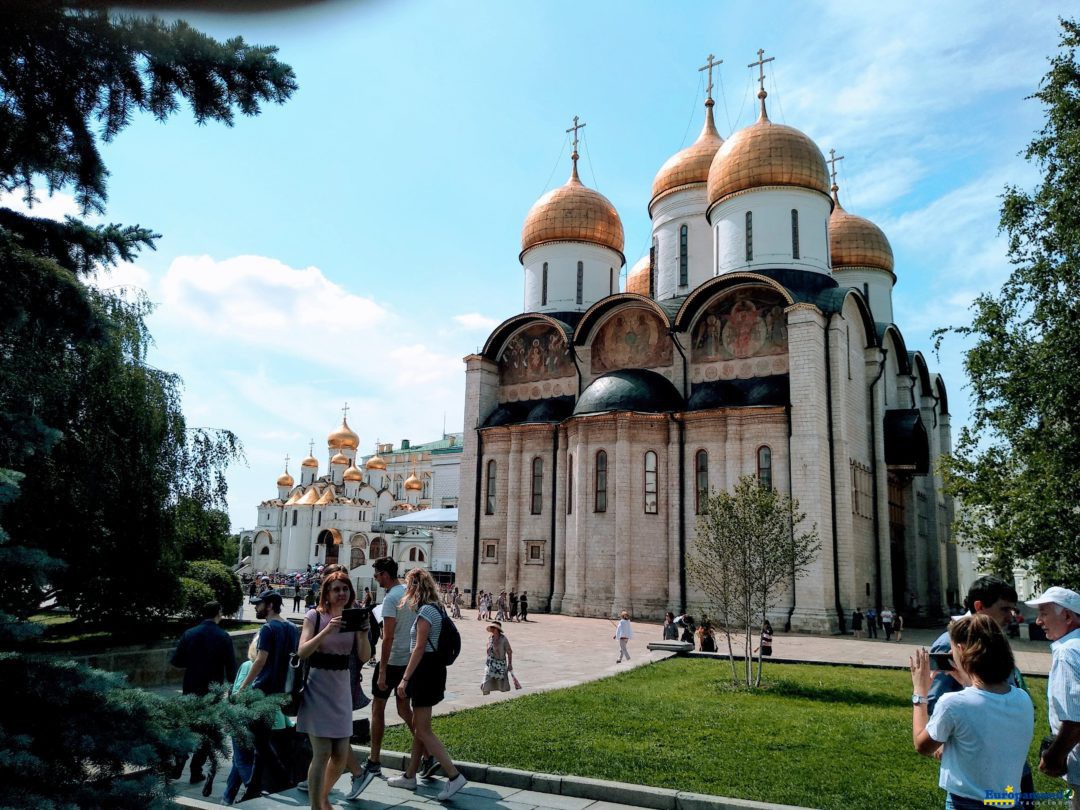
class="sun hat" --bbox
[1025,586,1080,614]
[486,620,503,632]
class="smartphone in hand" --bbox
[929,652,954,671]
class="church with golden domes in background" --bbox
[457,52,958,633]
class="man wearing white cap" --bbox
[1027,585,1080,808]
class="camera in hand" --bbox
[929,652,954,671]
[341,607,370,632]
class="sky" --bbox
[4,1,1067,531]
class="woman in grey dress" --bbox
[296,572,370,810]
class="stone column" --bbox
[551,425,568,612]
[666,415,681,611]
[505,429,522,594]
[457,354,500,599]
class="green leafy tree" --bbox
[185,559,243,616]
[936,18,1080,590]
[688,475,820,687]
[174,495,233,563]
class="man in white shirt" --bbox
[1028,586,1080,809]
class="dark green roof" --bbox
[573,369,683,416]
[883,409,929,475]
[687,375,789,410]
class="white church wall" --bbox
[831,267,895,324]
[651,187,712,300]
[712,188,831,276]
[522,241,623,314]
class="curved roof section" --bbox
[883,409,930,475]
[481,312,577,362]
[573,293,672,346]
[876,323,912,376]
[933,374,950,416]
[909,351,933,399]
[687,375,790,411]
[816,287,877,349]
[481,396,576,428]
[573,369,683,416]
[674,272,795,332]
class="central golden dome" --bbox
[707,101,829,209]
[626,255,651,296]
[520,159,624,260]
[327,418,359,450]
[829,192,894,274]
[651,101,723,210]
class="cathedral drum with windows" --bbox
[457,52,957,632]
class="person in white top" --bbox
[1027,586,1080,810]
[614,611,633,663]
[910,613,1034,810]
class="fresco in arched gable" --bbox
[690,289,788,381]
[591,307,672,373]
[499,323,572,385]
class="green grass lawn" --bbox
[385,659,1061,809]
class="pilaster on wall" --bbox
[505,430,523,593]
[867,349,893,612]
[457,354,500,601]
[785,304,840,633]
[667,415,682,612]
[612,414,632,617]
[552,426,567,612]
[828,319,856,618]
[921,397,946,619]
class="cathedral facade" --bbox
[456,56,957,633]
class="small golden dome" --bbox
[829,192,895,274]
[331,452,349,466]
[626,255,651,296]
[404,471,423,491]
[327,418,359,450]
[520,159,624,260]
[364,453,387,471]
[343,465,363,482]
[651,101,723,209]
[707,102,829,209]
[276,472,295,488]
[301,455,319,469]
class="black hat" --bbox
[250,590,283,608]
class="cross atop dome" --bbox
[341,401,350,420]
[283,453,290,471]
[749,48,775,117]
[566,115,586,181]
[827,148,845,199]
[698,54,722,105]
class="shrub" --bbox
[177,577,215,621]
[184,560,243,616]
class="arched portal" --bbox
[317,528,342,566]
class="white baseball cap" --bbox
[1025,586,1080,614]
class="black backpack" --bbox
[426,604,461,666]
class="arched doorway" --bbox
[317,528,342,566]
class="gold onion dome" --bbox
[707,93,829,208]
[331,452,349,466]
[301,455,319,469]
[404,471,423,491]
[276,471,294,487]
[829,189,895,274]
[343,464,363,482]
[364,453,387,471]
[327,418,359,450]
[520,158,624,260]
[626,255,651,296]
[651,100,724,208]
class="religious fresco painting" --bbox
[499,323,572,384]
[691,290,788,363]
[591,308,672,373]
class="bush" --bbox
[177,577,215,621]
[184,560,243,616]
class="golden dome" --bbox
[343,465,363,482]
[520,158,624,260]
[651,100,723,209]
[301,455,319,469]
[331,452,349,466]
[364,453,387,471]
[707,99,829,209]
[404,471,423,492]
[276,471,295,488]
[327,418,359,450]
[829,191,895,274]
[626,255,651,296]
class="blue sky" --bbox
[4,1,1066,530]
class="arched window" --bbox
[259,546,270,555]
[567,454,573,515]
[393,475,403,500]
[644,451,658,514]
[422,474,431,499]
[531,457,543,515]
[576,261,584,305]
[791,209,800,259]
[408,547,426,562]
[350,547,366,569]
[369,537,387,558]
[485,459,496,515]
[542,262,548,306]
[745,211,753,261]
[679,224,688,286]
[595,450,607,513]
[695,449,709,513]
[757,445,773,489]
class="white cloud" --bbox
[88,261,153,298]
[0,188,80,221]
[453,312,499,330]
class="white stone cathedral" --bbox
[457,53,958,633]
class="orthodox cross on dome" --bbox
[308,439,315,456]
[698,54,722,103]
[566,115,586,179]
[341,402,350,421]
[827,149,845,194]
[283,454,290,472]
[748,48,775,116]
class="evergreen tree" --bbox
[938,18,1080,589]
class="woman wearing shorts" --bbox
[387,568,468,801]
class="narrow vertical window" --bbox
[531,457,543,515]
[542,262,548,306]
[567,454,574,515]
[576,261,583,305]
[791,209,800,259]
[745,211,753,261]
[485,459,496,515]
[650,237,658,298]
[757,445,773,489]
[679,224,688,286]
[292,510,297,526]
[644,451,658,514]
[609,267,614,295]
[594,450,607,513]
[695,449,709,513]
[863,282,870,301]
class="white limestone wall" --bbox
[711,188,831,276]
[522,241,623,314]
[831,267,895,323]
[651,187,712,300]
[431,453,461,508]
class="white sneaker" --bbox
[387,774,417,791]
[296,780,308,792]
[437,773,467,801]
